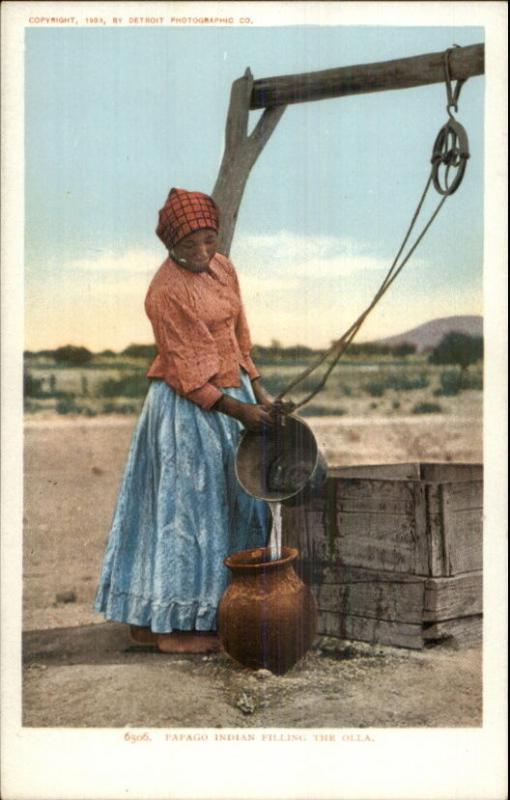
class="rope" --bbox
[275,50,470,412]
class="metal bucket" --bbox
[235,415,327,507]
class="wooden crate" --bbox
[283,462,483,649]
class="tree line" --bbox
[25,332,483,370]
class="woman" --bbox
[95,188,277,654]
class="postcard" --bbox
[1,2,507,798]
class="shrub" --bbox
[365,381,386,397]
[53,345,93,366]
[56,397,77,415]
[102,402,139,415]
[24,399,44,413]
[436,370,462,396]
[461,372,484,390]
[300,404,346,417]
[386,373,429,391]
[33,349,58,359]
[412,402,443,414]
[100,373,149,398]
[122,344,157,359]
[348,342,391,356]
[391,342,417,357]
[24,371,45,398]
[77,406,97,417]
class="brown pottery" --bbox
[219,546,317,675]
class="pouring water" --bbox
[267,501,283,561]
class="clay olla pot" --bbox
[219,546,317,675]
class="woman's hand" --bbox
[251,378,296,417]
[213,394,273,432]
[236,403,274,433]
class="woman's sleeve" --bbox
[229,262,260,381]
[145,289,223,410]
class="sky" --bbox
[24,19,485,351]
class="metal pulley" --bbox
[431,116,470,196]
[431,46,470,196]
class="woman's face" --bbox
[172,229,219,272]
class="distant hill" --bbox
[374,315,483,353]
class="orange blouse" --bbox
[145,253,260,410]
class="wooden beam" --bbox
[213,44,485,253]
[250,43,484,109]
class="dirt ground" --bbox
[23,413,483,728]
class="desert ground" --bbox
[22,407,483,729]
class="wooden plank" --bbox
[250,44,484,109]
[283,504,323,563]
[443,480,483,511]
[311,569,425,624]
[335,477,417,506]
[320,611,424,650]
[329,463,420,481]
[442,482,483,575]
[413,482,430,576]
[424,572,483,621]
[425,483,447,576]
[284,476,426,574]
[420,463,483,483]
[337,478,426,574]
[423,616,483,647]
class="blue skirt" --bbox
[94,373,270,633]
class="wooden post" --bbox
[212,68,286,256]
[213,44,484,255]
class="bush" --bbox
[435,370,462,396]
[412,402,443,414]
[56,401,98,416]
[100,373,149,398]
[33,349,58,359]
[53,345,93,366]
[102,402,139,415]
[348,342,392,356]
[386,373,429,391]
[77,406,97,417]
[365,381,386,397]
[122,344,157,359]
[391,342,417,357]
[24,399,44,413]
[300,404,346,417]
[461,372,484,391]
[24,371,45,398]
[56,397,77,414]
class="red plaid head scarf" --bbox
[156,188,220,250]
